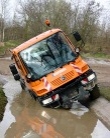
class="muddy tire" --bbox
[14,74,20,81]
[29,90,37,101]
[9,63,18,74]
[20,80,26,90]
[90,84,100,100]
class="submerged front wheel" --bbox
[20,79,26,91]
[90,84,100,100]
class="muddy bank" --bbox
[0,58,12,75]
[91,97,110,130]
[0,57,12,121]
[0,75,8,121]
[0,87,7,121]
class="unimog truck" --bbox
[9,21,100,109]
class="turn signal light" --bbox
[45,19,51,26]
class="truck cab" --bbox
[9,28,100,109]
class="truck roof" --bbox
[12,28,62,54]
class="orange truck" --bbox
[9,24,100,109]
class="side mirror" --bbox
[72,31,82,41]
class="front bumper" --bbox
[40,69,97,108]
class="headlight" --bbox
[42,98,53,105]
[87,73,95,81]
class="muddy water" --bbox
[0,77,110,138]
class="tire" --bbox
[20,80,26,90]
[9,64,18,74]
[90,84,100,100]
[29,90,37,101]
[14,74,20,81]
[62,103,72,109]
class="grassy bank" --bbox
[100,86,110,101]
[82,52,110,60]
[0,87,7,121]
[0,40,22,55]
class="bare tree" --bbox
[0,0,10,42]
[8,0,110,55]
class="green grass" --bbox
[92,53,110,59]
[81,52,110,59]
[0,87,7,121]
[100,86,110,101]
[0,40,22,55]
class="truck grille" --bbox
[51,71,75,86]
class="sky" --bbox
[95,0,109,9]
[95,0,110,14]
[1,0,110,20]
[95,0,110,20]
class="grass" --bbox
[0,87,7,121]
[81,52,110,59]
[0,40,22,55]
[100,86,110,101]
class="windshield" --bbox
[20,32,77,80]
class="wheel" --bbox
[14,74,20,81]
[20,80,26,90]
[9,63,18,74]
[61,102,72,109]
[29,90,37,101]
[90,84,100,100]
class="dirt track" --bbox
[0,58,12,75]
[85,58,110,87]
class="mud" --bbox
[0,58,12,75]
[0,57,110,138]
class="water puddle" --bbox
[0,76,110,138]
[0,76,21,138]
[70,101,89,117]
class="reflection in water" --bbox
[0,77,110,138]
[4,92,110,138]
[0,76,21,138]
[91,120,110,138]
[0,104,15,138]
[70,101,89,117]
